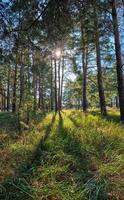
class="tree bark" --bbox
[41,76,44,110]
[60,56,65,110]
[58,60,61,111]
[82,47,88,112]
[38,75,41,109]
[112,0,124,121]
[54,59,58,112]
[81,19,89,112]
[94,7,107,116]
[12,54,18,113]
[7,67,11,112]
[50,58,54,111]
[115,96,119,108]
[33,73,37,111]
[4,89,6,111]
[19,52,24,107]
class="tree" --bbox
[94,4,107,116]
[111,0,124,121]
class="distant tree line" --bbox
[0,0,124,123]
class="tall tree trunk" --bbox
[115,96,119,108]
[82,46,88,112]
[12,55,18,113]
[1,89,3,112]
[110,98,113,108]
[58,60,61,111]
[17,52,25,132]
[1,88,4,112]
[60,56,65,110]
[41,76,44,110]
[33,73,37,111]
[54,59,58,112]
[94,7,107,116]
[81,23,87,112]
[1,88,6,112]
[7,67,10,112]
[38,75,44,110]
[38,75,41,109]
[112,0,124,122]
[4,89,6,111]
[27,62,31,95]
[19,52,24,107]
[81,20,88,112]
[50,58,54,111]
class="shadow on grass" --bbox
[26,113,56,168]
[0,112,18,132]
[68,115,82,128]
[90,110,120,124]
[30,111,47,125]
[58,112,111,200]
[0,114,56,200]
[68,111,123,157]
[58,112,93,181]
[67,109,121,124]
[0,112,19,150]
[0,111,48,149]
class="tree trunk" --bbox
[41,76,44,110]
[4,89,6,111]
[112,0,124,121]
[7,67,10,112]
[115,96,119,108]
[1,88,4,112]
[50,58,54,111]
[110,98,113,108]
[82,47,88,112]
[38,76,41,109]
[81,22,88,112]
[33,73,37,111]
[12,55,18,113]
[58,60,61,111]
[94,7,107,116]
[19,53,24,107]
[60,56,65,110]
[54,59,58,112]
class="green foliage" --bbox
[0,112,17,127]
[64,64,117,109]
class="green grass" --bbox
[0,110,124,199]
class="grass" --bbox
[0,110,124,199]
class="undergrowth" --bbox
[0,110,124,200]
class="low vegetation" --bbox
[0,110,124,200]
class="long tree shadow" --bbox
[68,109,122,127]
[0,111,50,184]
[26,113,56,168]
[68,111,124,157]
[58,112,94,182]
[90,110,120,124]
[68,114,83,128]
[58,112,110,199]
[0,114,56,200]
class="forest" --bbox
[0,0,124,199]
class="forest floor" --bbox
[0,110,124,200]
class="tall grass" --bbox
[0,110,124,199]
